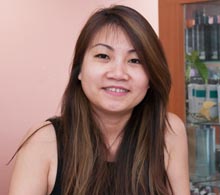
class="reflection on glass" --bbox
[184,1,220,194]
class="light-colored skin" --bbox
[9,27,190,195]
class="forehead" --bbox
[89,25,133,48]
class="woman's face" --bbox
[78,26,149,117]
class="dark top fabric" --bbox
[47,117,150,195]
[47,117,62,195]
[47,117,118,195]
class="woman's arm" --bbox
[9,122,57,195]
[165,113,190,195]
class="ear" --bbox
[78,72,82,80]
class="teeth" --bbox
[106,88,128,93]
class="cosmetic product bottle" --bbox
[193,10,206,60]
[185,19,195,55]
[204,15,212,61]
[210,16,219,61]
[195,125,216,177]
[218,15,220,60]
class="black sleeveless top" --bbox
[47,118,62,195]
[47,117,119,195]
[47,117,150,195]
[48,117,117,195]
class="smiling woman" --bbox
[78,26,149,116]
[8,5,190,195]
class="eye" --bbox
[129,58,141,64]
[94,54,110,60]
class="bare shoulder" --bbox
[164,113,190,194]
[22,120,56,144]
[9,121,57,195]
[11,120,58,164]
[165,112,187,154]
[166,112,186,135]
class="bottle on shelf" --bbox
[185,19,195,55]
[193,9,207,60]
[207,15,219,61]
[218,15,220,60]
[195,125,216,178]
[185,9,220,61]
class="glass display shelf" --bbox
[187,123,220,194]
[184,1,220,194]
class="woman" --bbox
[9,5,190,195]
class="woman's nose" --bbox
[106,61,129,80]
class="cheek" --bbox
[78,62,91,82]
[79,65,101,88]
[135,71,150,90]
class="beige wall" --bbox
[0,0,158,194]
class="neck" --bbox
[93,110,131,137]
[92,110,132,161]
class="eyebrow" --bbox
[90,43,136,53]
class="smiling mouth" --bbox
[104,87,129,93]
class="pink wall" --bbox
[0,0,158,194]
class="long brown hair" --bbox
[60,5,172,195]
